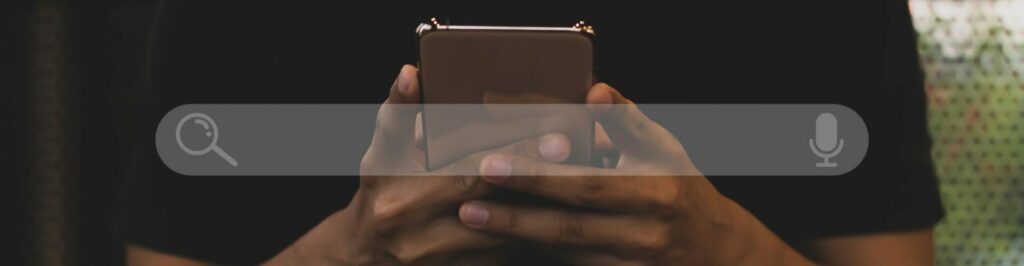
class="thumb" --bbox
[364,65,421,168]
[586,83,682,160]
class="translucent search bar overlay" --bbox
[156,104,867,176]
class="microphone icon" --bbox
[810,112,844,167]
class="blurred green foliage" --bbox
[911,1,1024,264]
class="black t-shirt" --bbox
[117,1,944,264]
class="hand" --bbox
[265,65,576,265]
[457,83,815,265]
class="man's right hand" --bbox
[264,65,574,265]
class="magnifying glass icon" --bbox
[175,112,238,167]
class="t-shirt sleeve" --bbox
[709,1,945,242]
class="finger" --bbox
[432,131,572,172]
[586,83,682,160]
[424,105,585,168]
[478,154,678,212]
[459,201,670,258]
[593,122,619,167]
[414,112,425,151]
[389,64,421,104]
[376,64,420,140]
[411,133,573,205]
[536,133,572,163]
[386,217,508,264]
[364,65,421,166]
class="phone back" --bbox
[418,29,594,170]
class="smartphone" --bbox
[416,19,597,171]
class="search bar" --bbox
[156,104,868,176]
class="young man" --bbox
[121,1,942,265]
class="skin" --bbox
[127,65,935,265]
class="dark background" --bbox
[6,1,903,265]
[7,1,157,264]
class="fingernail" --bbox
[480,154,511,182]
[539,133,570,162]
[460,202,489,228]
[397,66,412,94]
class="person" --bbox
[120,1,943,265]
